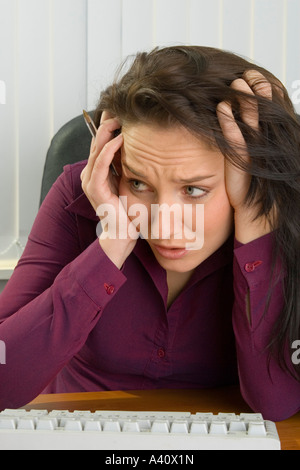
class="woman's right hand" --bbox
[80,112,138,268]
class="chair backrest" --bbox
[39,111,94,205]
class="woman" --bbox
[0,46,299,420]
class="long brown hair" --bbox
[94,45,300,380]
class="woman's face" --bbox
[119,124,234,273]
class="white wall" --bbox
[1,0,300,280]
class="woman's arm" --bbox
[0,111,140,409]
[80,111,137,269]
[217,71,300,420]
[217,70,275,244]
[0,165,128,410]
[232,233,300,421]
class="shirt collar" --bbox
[133,238,168,296]
[190,234,234,284]
[133,235,234,288]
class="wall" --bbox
[1,0,300,282]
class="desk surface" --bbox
[25,387,300,450]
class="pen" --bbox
[83,110,119,176]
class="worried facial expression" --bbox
[118,124,234,273]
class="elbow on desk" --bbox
[0,392,36,413]
[241,386,300,422]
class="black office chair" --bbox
[39,111,95,206]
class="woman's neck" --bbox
[166,269,195,308]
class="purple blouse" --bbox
[0,161,299,420]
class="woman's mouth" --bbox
[152,244,189,260]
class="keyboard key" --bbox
[122,420,141,433]
[27,410,49,417]
[240,413,263,421]
[103,420,121,432]
[0,409,26,417]
[36,417,57,431]
[209,421,228,435]
[84,420,102,432]
[136,419,151,432]
[64,419,83,432]
[229,420,247,432]
[195,412,214,420]
[17,418,36,430]
[151,420,170,433]
[73,411,92,417]
[49,410,74,427]
[217,412,237,420]
[170,420,189,434]
[248,421,267,436]
[0,417,17,430]
[190,420,208,434]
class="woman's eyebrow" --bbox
[123,162,216,183]
[122,162,146,178]
[173,174,216,184]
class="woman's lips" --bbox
[152,244,188,260]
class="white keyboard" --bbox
[0,409,281,450]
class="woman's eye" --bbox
[185,186,207,198]
[130,180,149,192]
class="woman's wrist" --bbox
[234,207,273,244]
[99,237,136,269]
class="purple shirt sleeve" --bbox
[232,234,300,421]
[0,167,127,409]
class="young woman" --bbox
[0,46,299,420]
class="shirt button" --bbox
[157,348,166,358]
[104,283,115,295]
[244,260,263,273]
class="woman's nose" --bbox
[150,199,184,241]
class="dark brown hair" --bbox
[95,45,300,380]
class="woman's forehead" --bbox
[122,124,222,164]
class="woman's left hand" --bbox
[217,70,275,243]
